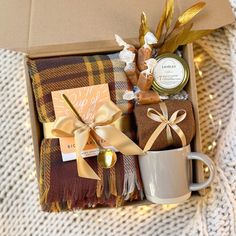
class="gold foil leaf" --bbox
[156,0,174,41]
[156,3,166,41]
[165,0,174,30]
[180,29,213,45]
[139,12,150,46]
[159,23,193,54]
[174,2,206,29]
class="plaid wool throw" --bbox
[28,53,143,211]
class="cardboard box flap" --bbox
[0,0,31,53]
[0,0,234,55]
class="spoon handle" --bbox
[61,94,83,121]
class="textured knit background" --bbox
[0,2,236,235]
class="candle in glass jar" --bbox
[152,53,189,95]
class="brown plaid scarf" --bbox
[27,53,143,211]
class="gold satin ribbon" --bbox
[49,100,144,180]
[43,115,132,139]
[144,102,187,152]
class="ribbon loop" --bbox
[93,100,122,126]
[51,100,144,180]
[169,109,187,124]
[146,108,166,123]
[51,117,85,137]
[144,102,187,152]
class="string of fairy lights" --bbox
[194,55,223,177]
[194,55,222,153]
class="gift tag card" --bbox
[51,84,116,162]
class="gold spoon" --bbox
[61,94,117,169]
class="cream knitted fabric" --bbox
[0,4,236,236]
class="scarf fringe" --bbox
[40,166,142,211]
[97,168,118,200]
[40,179,120,211]
[50,202,61,212]
[40,188,49,205]
[122,172,143,200]
[96,166,104,198]
[109,169,117,197]
[116,196,124,207]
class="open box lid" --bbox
[0,0,234,57]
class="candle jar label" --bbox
[152,53,189,95]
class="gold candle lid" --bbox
[152,53,189,95]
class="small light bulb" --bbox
[137,206,151,215]
[219,119,222,126]
[23,96,28,104]
[162,204,178,210]
[120,211,126,216]
[25,122,30,128]
[208,145,213,151]
[194,57,202,63]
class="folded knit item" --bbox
[134,100,195,151]
[27,53,143,211]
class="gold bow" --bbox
[51,100,144,180]
[144,102,187,152]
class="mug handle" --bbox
[187,152,215,191]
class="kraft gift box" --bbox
[0,0,234,206]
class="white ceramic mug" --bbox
[138,145,215,204]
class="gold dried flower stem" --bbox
[139,0,213,54]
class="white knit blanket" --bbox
[0,2,236,235]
